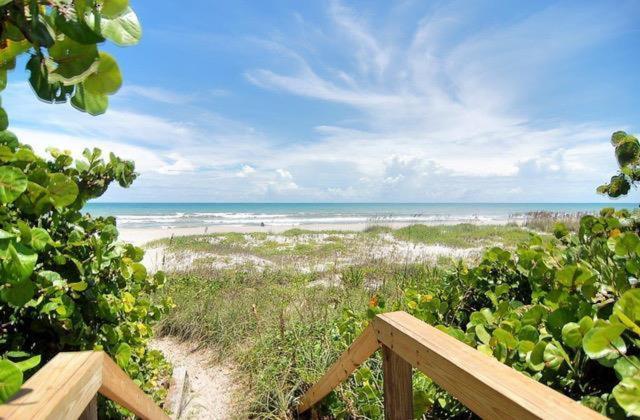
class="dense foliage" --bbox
[0,0,141,117]
[0,139,172,412]
[332,207,640,418]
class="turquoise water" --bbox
[84,203,638,229]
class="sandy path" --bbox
[151,337,239,419]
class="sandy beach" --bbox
[119,220,511,246]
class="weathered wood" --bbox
[100,353,170,420]
[298,311,606,419]
[0,351,169,420]
[0,351,103,420]
[297,323,380,413]
[77,395,98,420]
[382,346,413,420]
[374,311,604,420]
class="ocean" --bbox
[83,203,639,229]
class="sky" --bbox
[3,0,640,203]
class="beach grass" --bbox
[152,223,540,417]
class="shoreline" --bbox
[119,219,511,246]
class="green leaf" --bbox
[614,357,640,379]
[86,7,142,46]
[0,279,35,307]
[613,289,640,335]
[0,107,8,131]
[475,324,491,345]
[47,173,79,208]
[527,340,547,371]
[100,0,130,18]
[561,322,582,349]
[518,325,539,342]
[543,342,566,370]
[5,243,38,281]
[69,281,88,292]
[115,343,132,368]
[612,376,640,417]
[0,131,19,150]
[547,308,575,338]
[583,324,627,359]
[492,328,517,349]
[0,359,22,403]
[0,166,27,203]
[84,52,122,95]
[47,36,100,85]
[14,355,40,372]
[72,83,108,115]
[54,10,105,45]
[30,228,52,251]
[26,56,74,104]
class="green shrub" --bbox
[0,142,172,415]
[334,208,640,418]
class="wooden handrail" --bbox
[0,351,169,420]
[299,311,605,419]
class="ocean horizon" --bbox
[85,202,639,229]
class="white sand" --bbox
[120,219,509,246]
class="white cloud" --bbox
[236,165,256,177]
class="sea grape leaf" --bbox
[84,52,122,95]
[614,356,640,379]
[561,322,583,349]
[54,9,105,44]
[547,308,575,338]
[86,7,141,46]
[30,228,53,251]
[612,376,640,417]
[518,325,539,342]
[0,279,35,307]
[115,343,131,368]
[5,243,38,281]
[583,324,627,360]
[0,360,22,403]
[47,173,79,208]
[492,328,517,349]
[543,342,566,370]
[613,289,640,335]
[72,83,108,115]
[0,107,7,131]
[475,324,491,345]
[14,355,40,372]
[0,166,27,203]
[47,37,100,85]
[100,0,130,18]
[527,341,547,371]
[26,56,74,103]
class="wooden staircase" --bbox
[298,311,606,419]
[0,351,168,420]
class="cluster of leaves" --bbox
[0,0,141,119]
[598,131,640,198]
[393,209,639,418]
[0,134,172,414]
[329,207,640,418]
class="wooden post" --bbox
[78,394,98,420]
[382,345,413,420]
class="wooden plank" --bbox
[0,351,103,420]
[297,323,380,413]
[374,311,605,420]
[382,346,413,420]
[99,353,170,420]
[77,395,97,420]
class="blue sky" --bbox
[4,0,640,202]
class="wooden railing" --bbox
[298,311,606,419]
[0,351,169,420]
